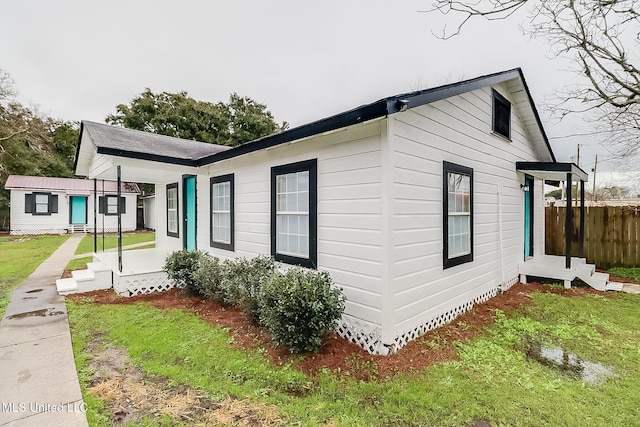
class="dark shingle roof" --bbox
[80,121,229,167]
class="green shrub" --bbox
[222,256,276,324]
[163,250,210,295]
[192,255,226,301]
[259,267,345,353]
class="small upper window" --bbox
[492,89,511,140]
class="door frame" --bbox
[69,195,88,225]
[182,174,197,251]
[524,175,534,258]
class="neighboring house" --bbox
[4,175,140,235]
[71,68,604,354]
[142,194,156,230]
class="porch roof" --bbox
[516,162,588,182]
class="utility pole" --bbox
[592,155,598,201]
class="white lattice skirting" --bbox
[113,272,179,297]
[10,226,136,235]
[337,281,516,355]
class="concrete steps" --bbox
[56,261,112,295]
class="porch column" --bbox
[565,173,573,269]
[93,178,97,253]
[117,165,122,273]
[579,180,585,258]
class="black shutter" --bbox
[119,197,126,214]
[98,196,105,214]
[50,195,58,214]
[25,194,33,213]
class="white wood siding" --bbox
[9,189,137,234]
[389,83,544,337]
[199,121,384,325]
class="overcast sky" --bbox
[1,0,628,185]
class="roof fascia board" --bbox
[387,69,522,114]
[516,161,588,181]
[96,146,199,167]
[516,70,557,162]
[198,100,389,165]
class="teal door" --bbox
[524,176,534,258]
[183,175,197,251]
[70,196,87,224]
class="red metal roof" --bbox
[4,175,140,194]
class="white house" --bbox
[66,68,616,354]
[4,175,140,235]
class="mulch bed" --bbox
[66,281,604,381]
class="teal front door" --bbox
[183,175,197,251]
[70,196,87,224]
[524,176,534,258]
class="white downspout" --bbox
[497,183,506,290]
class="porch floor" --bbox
[519,255,621,291]
[93,248,175,296]
[93,248,170,276]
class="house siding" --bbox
[9,188,137,235]
[387,84,544,348]
[199,121,385,329]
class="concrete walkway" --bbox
[0,233,88,427]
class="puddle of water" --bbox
[6,307,65,320]
[25,289,43,294]
[526,339,617,385]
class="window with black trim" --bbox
[443,161,473,269]
[98,195,126,216]
[210,174,234,251]
[167,183,179,238]
[492,89,511,140]
[24,192,58,215]
[271,159,317,269]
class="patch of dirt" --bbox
[85,333,284,426]
[68,282,603,382]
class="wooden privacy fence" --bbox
[545,206,640,269]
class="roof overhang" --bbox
[516,162,588,182]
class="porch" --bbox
[94,249,174,296]
[56,248,175,297]
[518,255,623,291]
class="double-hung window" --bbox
[98,195,126,216]
[271,159,317,268]
[210,174,234,251]
[25,192,58,215]
[167,183,179,237]
[443,161,473,269]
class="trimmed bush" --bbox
[221,256,276,324]
[259,267,345,353]
[192,255,226,301]
[163,250,210,295]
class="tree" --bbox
[429,0,640,163]
[0,70,79,210]
[106,89,287,147]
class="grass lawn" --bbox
[0,234,70,317]
[74,232,155,255]
[68,288,640,426]
[609,267,640,283]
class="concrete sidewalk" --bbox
[0,233,88,427]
